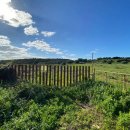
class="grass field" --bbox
[90,63,130,74]
[87,63,130,86]
[73,63,130,74]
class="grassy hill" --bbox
[0,81,130,130]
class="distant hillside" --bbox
[0,57,130,65]
[0,58,74,65]
[75,57,130,64]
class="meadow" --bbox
[89,63,130,74]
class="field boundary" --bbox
[11,64,92,87]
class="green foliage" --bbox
[1,100,42,130]
[116,112,130,130]
[41,98,65,130]
[0,87,15,125]
[0,81,130,129]
[58,109,94,130]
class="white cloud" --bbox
[41,31,56,37]
[0,36,76,60]
[0,35,33,60]
[24,25,39,35]
[0,0,34,27]
[22,40,63,55]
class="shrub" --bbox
[0,67,17,83]
[116,112,130,130]
[0,81,130,129]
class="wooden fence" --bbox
[11,64,92,87]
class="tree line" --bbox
[0,57,130,65]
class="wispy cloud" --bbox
[41,31,56,37]
[0,35,34,60]
[22,40,63,55]
[24,25,39,35]
[0,35,77,60]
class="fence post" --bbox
[85,66,87,80]
[60,65,63,87]
[39,65,41,85]
[70,66,72,85]
[72,66,75,84]
[88,66,90,79]
[76,66,78,84]
[82,66,85,82]
[25,65,27,81]
[54,65,56,86]
[49,65,51,86]
[64,65,66,87]
[67,65,69,86]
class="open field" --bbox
[72,63,130,74]
[89,63,130,74]
[91,63,130,87]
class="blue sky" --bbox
[0,0,130,60]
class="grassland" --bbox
[89,63,130,74]
[0,81,130,130]
[85,63,130,87]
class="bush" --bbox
[122,61,128,64]
[116,112,130,130]
[0,67,17,83]
[107,60,113,64]
[0,81,130,129]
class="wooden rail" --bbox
[11,64,91,87]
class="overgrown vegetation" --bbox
[0,81,130,130]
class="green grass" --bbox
[72,63,130,74]
[89,63,130,74]
[0,81,130,130]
